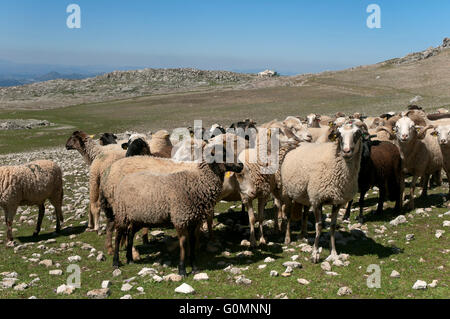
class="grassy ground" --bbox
[0,179,448,299]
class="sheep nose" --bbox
[441,139,447,144]
[401,134,408,140]
[343,147,351,154]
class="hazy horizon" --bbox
[1,1,450,76]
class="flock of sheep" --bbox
[1,104,450,277]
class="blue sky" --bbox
[1,0,449,74]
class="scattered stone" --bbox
[175,283,195,294]
[435,230,445,238]
[67,255,81,262]
[282,261,302,269]
[235,275,252,285]
[406,234,415,241]
[1,277,18,288]
[240,239,251,247]
[390,215,407,226]
[163,273,182,282]
[337,286,353,296]
[321,261,332,271]
[112,269,122,277]
[96,253,106,262]
[193,273,209,281]
[291,255,299,261]
[428,280,438,288]
[443,221,450,227]
[390,270,400,278]
[297,278,310,285]
[138,267,157,277]
[152,275,163,282]
[56,284,75,295]
[120,294,132,299]
[264,257,275,263]
[121,283,133,292]
[412,280,427,290]
[270,270,279,277]
[49,270,63,276]
[258,264,267,269]
[281,272,291,277]
[87,288,110,299]
[326,272,339,276]
[13,283,28,291]
[101,280,111,289]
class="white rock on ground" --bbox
[121,283,133,292]
[443,221,450,227]
[56,284,75,295]
[235,275,252,285]
[321,261,332,271]
[412,280,427,290]
[39,260,53,267]
[282,261,302,269]
[428,280,438,288]
[13,283,28,291]
[67,255,81,262]
[138,267,157,277]
[87,288,110,299]
[297,278,310,285]
[101,280,111,289]
[337,287,352,296]
[112,269,122,277]
[163,273,182,282]
[49,270,63,276]
[435,230,445,238]
[264,257,275,263]
[390,215,407,226]
[270,270,278,277]
[406,234,415,241]
[120,294,132,299]
[193,273,209,281]
[390,270,400,278]
[175,283,195,294]
[152,275,163,282]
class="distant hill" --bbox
[1,38,450,110]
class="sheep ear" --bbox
[328,121,335,128]
[89,135,95,139]
[417,125,434,139]
[431,130,438,136]
[328,131,339,142]
[121,143,128,150]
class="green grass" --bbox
[1,180,448,299]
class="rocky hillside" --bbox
[0,68,283,110]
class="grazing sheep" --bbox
[344,139,404,223]
[101,141,243,275]
[281,122,364,262]
[0,160,63,242]
[99,133,118,146]
[377,116,442,209]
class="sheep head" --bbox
[330,122,363,160]
[431,125,450,145]
[65,131,92,151]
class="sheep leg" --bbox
[91,201,101,232]
[300,205,309,238]
[50,191,64,233]
[376,187,385,215]
[274,198,283,232]
[311,205,322,263]
[33,204,45,237]
[257,197,267,245]
[343,200,353,220]
[329,205,340,259]
[113,228,125,268]
[409,175,418,209]
[206,209,214,241]
[126,227,136,264]
[105,219,115,255]
[177,228,188,277]
[141,227,149,245]
[189,225,198,274]
[246,200,257,247]
[4,209,15,243]
[283,200,292,245]
[358,190,367,224]
[420,174,429,198]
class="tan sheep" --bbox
[0,160,63,242]
[149,130,173,158]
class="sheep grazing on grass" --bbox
[101,141,243,276]
[281,121,364,263]
[377,115,442,209]
[99,133,118,145]
[344,138,404,223]
[0,160,63,242]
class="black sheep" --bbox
[344,138,404,223]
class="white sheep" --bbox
[280,122,364,263]
[0,160,63,242]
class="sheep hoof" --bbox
[311,252,320,264]
[85,228,96,233]
[126,260,134,265]
[178,266,187,277]
[259,238,266,245]
[284,238,291,245]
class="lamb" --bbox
[377,116,442,209]
[101,141,243,275]
[430,124,450,195]
[280,122,364,262]
[343,138,404,223]
[0,160,63,242]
